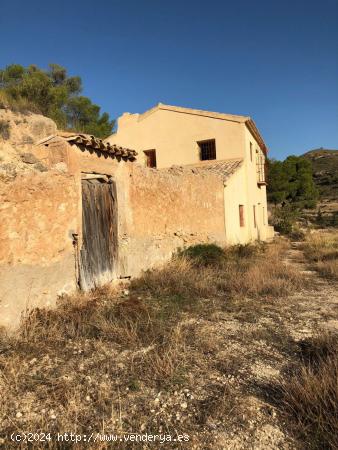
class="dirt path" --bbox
[191,243,338,449]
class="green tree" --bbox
[65,96,114,138]
[0,64,114,138]
[267,159,289,205]
[267,155,318,208]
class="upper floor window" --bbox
[250,142,253,161]
[198,139,216,161]
[256,149,266,184]
[144,149,157,168]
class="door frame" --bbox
[77,172,118,290]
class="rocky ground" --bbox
[0,241,337,449]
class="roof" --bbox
[163,158,243,182]
[37,132,137,160]
[140,103,268,155]
[142,103,249,124]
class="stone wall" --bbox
[0,168,78,328]
[0,128,226,328]
[125,165,225,276]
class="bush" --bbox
[178,243,226,267]
[301,232,338,279]
[0,119,10,139]
[289,228,306,241]
[271,205,300,236]
[227,242,266,258]
[133,240,301,301]
[280,333,338,449]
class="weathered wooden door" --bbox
[79,177,117,290]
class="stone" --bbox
[21,153,39,164]
[34,162,48,172]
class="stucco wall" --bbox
[108,108,246,168]
[243,127,271,241]
[223,164,250,244]
[108,108,273,243]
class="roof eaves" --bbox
[245,119,268,155]
[37,133,138,161]
[157,103,249,123]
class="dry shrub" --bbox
[21,292,172,348]
[302,232,338,279]
[133,240,301,301]
[316,259,338,279]
[131,257,220,299]
[0,90,40,114]
[280,333,338,449]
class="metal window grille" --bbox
[144,150,157,168]
[239,205,245,227]
[199,139,216,161]
[256,150,265,183]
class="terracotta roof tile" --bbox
[183,158,243,181]
[37,133,137,161]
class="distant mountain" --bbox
[302,148,338,200]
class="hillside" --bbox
[302,148,338,201]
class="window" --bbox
[198,139,216,161]
[250,142,253,161]
[256,149,266,184]
[239,205,245,227]
[144,149,157,168]
[253,205,257,228]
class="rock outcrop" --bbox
[0,108,57,180]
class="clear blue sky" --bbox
[1,0,337,159]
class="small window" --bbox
[239,205,245,227]
[253,205,257,228]
[250,142,253,161]
[144,149,157,168]
[198,139,216,161]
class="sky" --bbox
[1,0,337,159]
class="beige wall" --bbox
[108,107,273,243]
[243,127,273,242]
[0,167,78,328]
[126,165,225,276]
[65,144,226,277]
[108,109,246,168]
[0,139,226,328]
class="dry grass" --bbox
[0,240,306,447]
[302,231,338,279]
[279,333,338,449]
[133,239,302,301]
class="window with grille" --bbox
[239,205,245,227]
[198,139,216,161]
[144,149,157,168]
[256,149,266,184]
